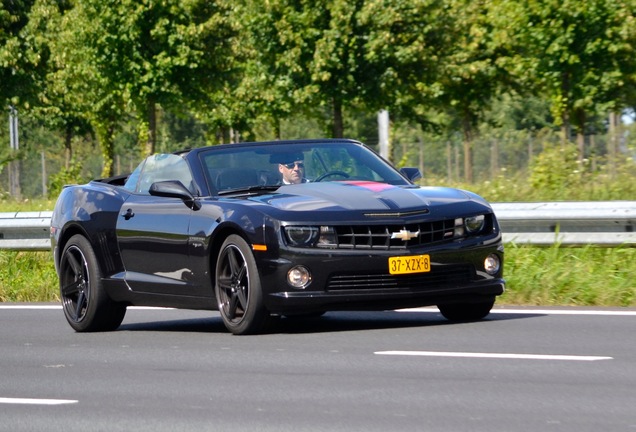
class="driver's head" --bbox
[278,154,304,184]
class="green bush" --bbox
[47,160,87,199]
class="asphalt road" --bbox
[1,304,634,432]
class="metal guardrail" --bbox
[0,211,53,251]
[492,201,636,246]
[0,202,634,251]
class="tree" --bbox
[22,0,90,168]
[361,0,511,181]
[434,0,512,182]
[57,0,239,177]
[502,0,636,161]
[358,0,450,123]
[0,0,40,107]
[245,0,387,139]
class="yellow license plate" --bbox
[388,255,430,275]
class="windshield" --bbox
[199,141,409,193]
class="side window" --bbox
[123,160,145,192]
[134,154,194,195]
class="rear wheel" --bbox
[59,234,126,332]
[215,234,271,335]
[437,300,495,322]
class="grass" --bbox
[1,194,635,307]
[1,245,635,307]
[1,198,57,213]
[0,251,58,302]
[500,244,636,307]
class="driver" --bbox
[278,153,308,184]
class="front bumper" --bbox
[257,243,505,314]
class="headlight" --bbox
[284,226,319,247]
[284,226,338,248]
[465,215,486,233]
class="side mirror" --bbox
[149,180,201,210]
[399,167,422,183]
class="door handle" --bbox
[121,208,135,220]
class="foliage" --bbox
[529,143,582,198]
[244,0,370,138]
[0,251,58,302]
[501,244,636,307]
[500,0,636,143]
[2,0,636,193]
[432,154,636,203]
[2,245,634,306]
[47,159,86,199]
[0,0,42,108]
[45,0,240,176]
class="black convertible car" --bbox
[51,139,505,335]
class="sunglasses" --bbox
[282,162,304,169]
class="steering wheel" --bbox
[314,171,351,182]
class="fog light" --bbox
[287,266,311,288]
[484,254,501,275]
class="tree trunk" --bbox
[274,118,281,140]
[446,141,452,183]
[490,139,499,180]
[575,109,586,165]
[145,100,157,156]
[97,121,116,178]
[576,132,585,166]
[332,97,344,138]
[65,125,73,169]
[418,136,424,179]
[560,71,571,147]
[462,116,474,183]
[608,111,618,179]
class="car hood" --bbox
[250,181,487,213]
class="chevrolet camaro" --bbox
[50,139,505,334]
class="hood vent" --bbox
[364,209,429,218]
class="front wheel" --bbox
[437,300,495,322]
[215,234,272,335]
[59,234,126,332]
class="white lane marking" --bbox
[0,397,78,405]
[397,307,636,316]
[1,305,634,316]
[0,305,170,310]
[375,351,613,361]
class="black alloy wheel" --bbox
[59,234,126,332]
[215,234,271,335]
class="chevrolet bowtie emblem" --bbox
[390,229,420,241]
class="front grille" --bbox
[331,219,457,250]
[326,265,473,291]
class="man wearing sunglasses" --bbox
[278,156,307,184]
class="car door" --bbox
[116,154,203,296]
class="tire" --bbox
[215,234,272,335]
[437,300,495,322]
[59,234,126,332]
